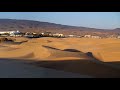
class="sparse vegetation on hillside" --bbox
[0,19,119,37]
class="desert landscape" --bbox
[0,17,119,78]
[0,37,120,78]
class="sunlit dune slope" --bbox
[0,37,120,62]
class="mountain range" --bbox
[0,19,119,36]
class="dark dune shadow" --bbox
[86,52,104,62]
[86,52,93,57]
[2,41,23,45]
[42,46,101,61]
[42,45,61,50]
[1,40,28,45]
[86,52,97,59]
[108,62,120,65]
[31,60,120,78]
[0,58,120,78]
[43,45,84,53]
[20,40,28,43]
[106,61,120,68]
[63,49,81,52]
[0,58,36,65]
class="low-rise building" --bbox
[84,35,91,38]
[91,36,101,39]
[117,36,120,39]
[0,30,21,37]
[53,33,64,37]
[24,32,40,38]
[68,35,75,37]
[0,31,14,35]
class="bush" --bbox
[0,37,14,42]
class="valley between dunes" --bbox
[0,37,120,78]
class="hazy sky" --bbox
[0,12,120,29]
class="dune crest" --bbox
[1,37,120,62]
[0,37,120,78]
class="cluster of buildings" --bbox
[40,32,64,38]
[84,35,101,39]
[0,30,23,37]
[84,34,120,39]
[0,30,120,39]
[0,31,65,38]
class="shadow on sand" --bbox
[43,45,85,53]
[0,57,120,78]
[63,49,82,52]
[1,40,28,45]
[42,45,61,50]
[0,45,120,78]
[31,60,120,78]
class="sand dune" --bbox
[42,45,93,60]
[32,60,120,78]
[1,37,120,61]
[0,37,120,78]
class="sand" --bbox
[0,37,120,78]
[0,58,92,78]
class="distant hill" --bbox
[0,19,119,36]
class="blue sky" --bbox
[0,12,120,29]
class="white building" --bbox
[117,36,120,39]
[91,36,101,39]
[0,30,20,34]
[0,31,14,34]
[41,33,44,35]
[53,33,64,37]
[68,35,75,37]
[0,30,22,37]
[84,35,91,38]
